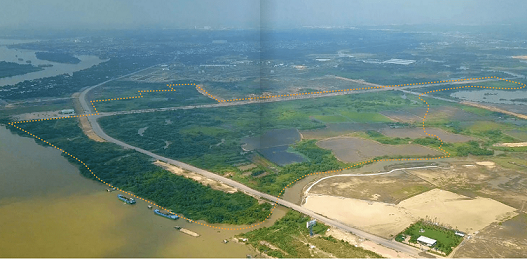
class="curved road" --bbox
[78,69,427,257]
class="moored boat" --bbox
[117,194,136,204]
[154,209,179,220]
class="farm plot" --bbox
[300,122,388,139]
[316,137,443,163]
[381,127,473,143]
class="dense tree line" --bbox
[35,52,81,64]
[9,118,271,225]
[0,55,167,100]
[0,61,42,78]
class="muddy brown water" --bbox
[0,126,287,257]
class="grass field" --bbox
[311,115,349,123]
[399,220,463,255]
[340,111,392,122]
[239,210,382,258]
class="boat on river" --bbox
[117,194,136,204]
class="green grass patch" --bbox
[340,111,392,123]
[312,115,349,123]
[469,121,514,132]
[180,126,231,136]
[240,210,382,258]
[399,220,463,255]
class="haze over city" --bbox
[1,1,527,258]
[0,0,527,30]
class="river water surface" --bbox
[0,39,107,87]
[0,126,287,257]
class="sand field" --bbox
[154,161,237,193]
[399,189,517,233]
[303,189,517,238]
[303,195,415,238]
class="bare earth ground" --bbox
[307,170,434,204]
[381,128,473,143]
[303,188,517,238]
[494,142,527,147]
[325,228,416,258]
[11,110,64,121]
[453,213,527,258]
[303,194,416,238]
[406,161,527,210]
[154,161,238,194]
[316,137,443,163]
[78,116,106,142]
[398,188,517,234]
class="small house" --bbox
[60,109,75,115]
[417,236,437,247]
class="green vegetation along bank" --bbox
[6,118,271,225]
[0,61,43,78]
[35,52,81,64]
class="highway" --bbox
[77,64,160,114]
[92,76,506,118]
[83,114,424,257]
[75,68,467,257]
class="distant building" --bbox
[417,236,437,247]
[60,109,75,115]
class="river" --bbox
[0,126,287,257]
[0,39,107,87]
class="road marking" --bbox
[7,76,526,230]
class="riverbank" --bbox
[0,125,288,257]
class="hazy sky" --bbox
[0,0,526,30]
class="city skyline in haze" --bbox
[1,0,526,31]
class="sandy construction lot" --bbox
[399,189,517,233]
[453,213,527,258]
[307,170,434,204]
[303,189,517,238]
[303,195,415,238]
[317,137,442,163]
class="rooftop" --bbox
[417,236,437,245]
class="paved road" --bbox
[84,115,424,257]
[93,77,506,118]
[76,69,452,257]
[78,64,159,114]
